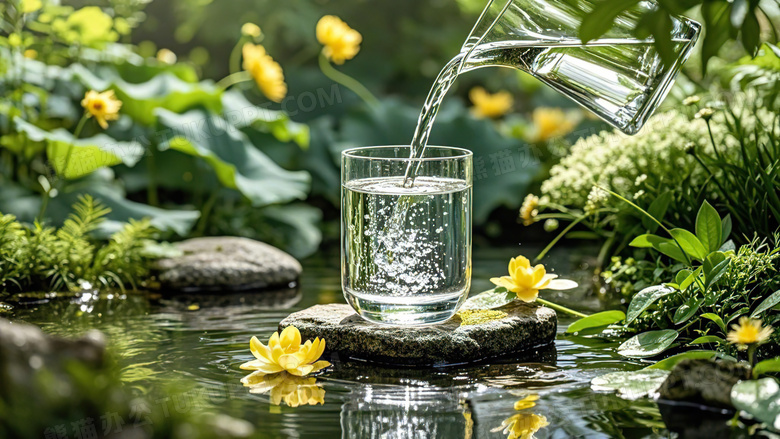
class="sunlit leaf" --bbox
[626,285,675,324]
[591,369,670,399]
[156,109,310,207]
[618,329,678,358]
[566,310,625,333]
[461,287,514,310]
[645,350,720,370]
[730,378,780,430]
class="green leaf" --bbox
[156,109,310,207]
[259,204,322,259]
[646,350,720,370]
[740,12,761,56]
[643,191,672,232]
[629,233,668,248]
[656,241,690,263]
[721,215,733,242]
[71,65,223,126]
[701,313,727,333]
[704,258,730,291]
[626,285,676,324]
[701,1,733,75]
[669,228,707,261]
[730,378,780,430]
[579,0,640,42]
[679,267,701,291]
[566,310,626,333]
[14,118,144,179]
[674,269,692,287]
[673,297,704,324]
[751,290,780,318]
[753,359,780,379]
[618,329,679,358]
[222,90,309,148]
[591,369,670,399]
[695,200,722,253]
[461,287,514,310]
[689,335,725,345]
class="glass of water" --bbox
[341,146,472,326]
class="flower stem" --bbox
[38,113,88,222]
[318,53,378,108]
[215,71,252,91]
[536,298,588,318]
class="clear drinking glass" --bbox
[341,146,472,326]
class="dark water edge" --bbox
[2,245,761,438]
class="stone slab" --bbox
[278,302,557,366]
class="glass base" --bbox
[343,288,468,326]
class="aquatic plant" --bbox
[0,195,157,292]
[489,255,577,303]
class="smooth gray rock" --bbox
[155,237,302,292]
[279,302,557,365]
[657,358,751,409]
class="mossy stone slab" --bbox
[279,302,556,366]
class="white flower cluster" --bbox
[540,111,712,210]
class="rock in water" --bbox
[155,237,302,292]
[279,302,557,365]
[657,358,751,409]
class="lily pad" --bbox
[591,369,670,400]
[618,329,678,358]
[460,287,514,310]
[730,378,780,429]
[566,310,625,334]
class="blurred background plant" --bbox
[0,0,778,295]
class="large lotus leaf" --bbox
[222,90,309,148]
[69,64,222,126]
[0,171,199,237]
[259,204,323,259]
[155,109,310,206]
[14,118,144,179]
[336,98,541,223]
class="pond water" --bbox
[5,246,749,438]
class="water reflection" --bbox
[241,371,326,407]
[340,386,471,439]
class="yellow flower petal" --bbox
[309,360,331,373]
[514,287,539,303]
[279,326,302,351]
[250,336,273,362]
[491,276,518,292]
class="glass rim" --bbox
[342,145,473,162]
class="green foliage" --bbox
[0,195,158,292]
[569,202,780,360]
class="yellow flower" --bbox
[469,87,513,119]
[513,394,539,411]
[81,90,122,129]
[529,108,577,142]
[727,317,773,350]
[316,15,362,64]
[242,43,287,103]
[241,371,325,407]
[156,48,177,64]
[497,413,549,439]
[520,194,539,226]
[240,326,330,376]
[241,22,262,38]
[490,255,577,302]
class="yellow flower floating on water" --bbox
[492,394,548,439]
[529,108,578,142]
[490,255,577,302]
[81,90,122,129]
[469,87,513,119]
[242,43,287,103]
[240,326,330,376]
[727,317,773,350]
[497,413,549,439]
[317,15,362,64]
[241,371,325,407]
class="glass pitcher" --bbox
[460,0,700,134]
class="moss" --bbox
[458,309,508,326]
